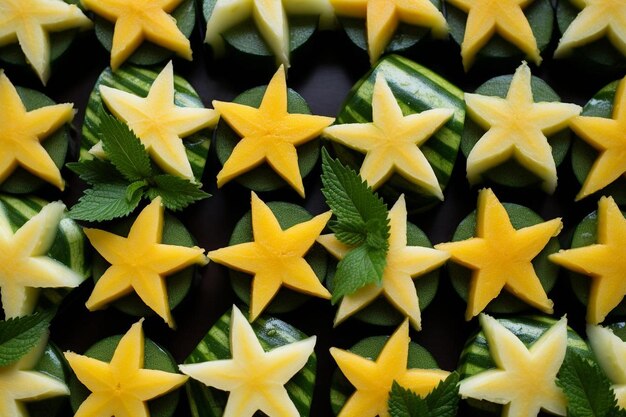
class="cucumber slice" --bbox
[0,194,90,311]
[330,336,439,415]
[228,202,328,314]
[325,222,439,327]
[447,0,553,66]
[184,308,317,417]
[332,54,465,212]
[202,0,318,64]
[69,335,180,417]
[556,0,626,71]
[214,86,320,193]
[81,64,210,182]
[93,0,196,67]
[449,203,560,314]
[27,343,70,417]
[569,208,626,316]
[0,0,83,68]
[91,213,196,318]
[461,74,570,188]
[338,0,443,56]
[458,315,592,415]
[0,87,70,194]
[571,80,626,204]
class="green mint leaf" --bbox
[99,112,153,182]
[331,244,387,304]
[69,182,141,221]
[331,219,366,246]
[66,159,124,185]
[147,175,210,211]
[126,180,148,203]
[0,311,52,367]
[557,351,621,417]
[388,373,459,417]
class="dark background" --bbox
[2,6,623,416]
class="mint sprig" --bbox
[68,112,210,222]
[557,352,626,417]
[388,372,460,417]
[0,311,52,367]
[320,149,390,303]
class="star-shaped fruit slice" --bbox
[549,196,626,324]
[0,71,75,190]
[97,61,218,180]
[81,0,192,70]
[446,0,542,69]
[82,197,208,328]
[214,66,334,198]
[459,314,568,417]
[555,0,626,58]
[330,0,448,64]
[0,0,92,84]
[324,72,453,199]
[180,305,316,417]
[205,0,334,67]
[0,201,84,319]
[570,76,626,201]
[0,335,70,416]
[587,324,626,409]
[209,192,331,321]
[464,62,581,193]
[435,188,562,320]
[64,319,188,417]
[330,319,449,417]
[318,195,449,330]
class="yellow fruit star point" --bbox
[179,305,316,417]
[330,320,449,417]
[435,188,561,320]
[318,195,450,330]
[81,0,192,70]
[464,62,581,193]
[0,0,92,83]
[64,319,188,417]
[587,324,626,409]
[99,61,218,180]
[214,66,334,198]
[549,196,626,324]
[209,192,331,321]
[324,73,452,198]
[83,197,208,328]
[459,314,568,417]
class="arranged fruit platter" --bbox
[1,0,626,417]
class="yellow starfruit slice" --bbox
[330,0,448,64]
[587,324,626,409]
[0,71,75,191]
[323,72,453,199]
[98,61,218,180]
[459,314,568,417]
[435,188,562,320]
[179,305,317,417]
[0,201,84,319]
[554,0,626,58]
[0,0,92,84]
[445,0,541,70]
[64,319,188,417]
[213,66,334,198]
[549,196,626,324]
[330,319,449,417]
[209,192,332,321]
[80,0,192,70]
[205,0,335,67]
[570,76,626,201]
[464,62,581,193]
[317,195,449,330]
[82,197,208,329]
